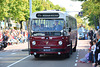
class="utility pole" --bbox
[99,15,100,28]
[29,0,32,33]
[28,0,32,55]
[29,0,32,19]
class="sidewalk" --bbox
[77,40,92,67]
[4,42,28,52]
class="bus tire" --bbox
[66,53,70,58]
[70,41,73,55]
[73,39,77,52]
[63,52,70,58]
[34,54,40,58]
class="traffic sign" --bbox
[78,12,83,17]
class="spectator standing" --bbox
[89,41,93,62]
[92,40,96,67]
[89,41,93,50]
[95,29,100,67]
[2,32,9,48]
[89,29,94,41]
[94,30,97,39]
[0,30,2,40]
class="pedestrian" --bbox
[89,29,94,41]
[88,41,93,63]
[95,29,100,67]
[89,41,93,50]
[2,32,9,48]
[94,30,97,40]
[79,49,91,63]
[92,40,96,67]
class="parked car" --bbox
[78,33,85,40]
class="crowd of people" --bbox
[79,29,100,67]
[0,28,28,46]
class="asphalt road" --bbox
[0,40,92,67]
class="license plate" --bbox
[43,49,50,51]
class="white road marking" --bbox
[74,50,79,67]
[76,57,78,59]
[7,55,31,67]
[75,60,78,62]
[11,53,16,55]
[0,57,3,59]
[74,63,77,66]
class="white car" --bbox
[78,33,85,40]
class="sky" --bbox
[49,0,83,17]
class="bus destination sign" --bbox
[36,13,59,18]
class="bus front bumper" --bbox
[30,48,69,55]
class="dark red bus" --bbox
[28,10,77,58]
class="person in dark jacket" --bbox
[89,29,94,41]
[95,29,100,67]
[2,32,8,48]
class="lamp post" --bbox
[29,0,32,19]
[28,0,32,55]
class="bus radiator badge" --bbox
[46,41,49,45]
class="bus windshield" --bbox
[31,19,64,32]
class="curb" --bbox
[22,49,29,51]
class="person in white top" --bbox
[92,40,96,67]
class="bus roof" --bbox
[31,10,75,19]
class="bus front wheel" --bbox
[62,52,70,58]
[70,41,73,55]
[73,39,77,52]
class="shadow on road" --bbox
[32,55,70,61]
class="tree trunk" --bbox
[99,15,100,28]
[4,19,6,31]
[20,21,23,30]
[94,16,96,29]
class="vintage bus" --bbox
[29,10,77,58]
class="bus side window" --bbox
[66,16,69,28]
[72,19,75,29]
[68,17,72,29]
[75,19,77,29]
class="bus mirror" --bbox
[69,28,71,32]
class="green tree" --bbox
[81,0,100,28]
[72,0,100,28]
[0,0,9,20]
[0,0,66,29]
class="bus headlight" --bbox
[58,41,62,45]
[32,41,36,45]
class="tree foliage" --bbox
[81,0,100,28]
[72,0,100,28]
[71,0,87,1]
[0,0,66,22]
